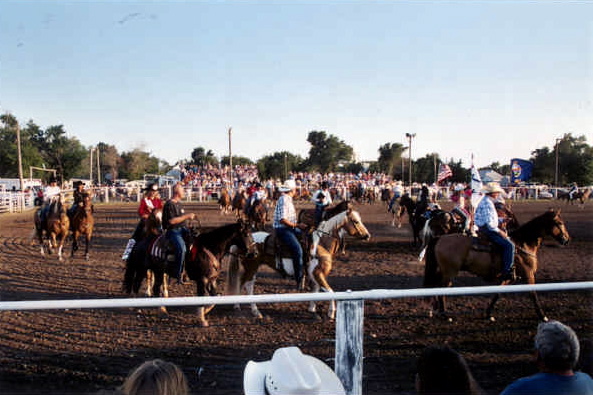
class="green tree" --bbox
[191,147,218,167]
[376,143,406,179]
[447,159,470,184]
[531,133,593,186]
[306,131,354,173]
[414,154,441,184]
[221,156,253,167]
[257,151,303,181]
[119,149,160,180]
[0,115,45,178]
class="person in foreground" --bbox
[416,344,483,395]
[501,320,593,395]
[243,346,346,395]
[120,358,189,395]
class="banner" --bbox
[510,158,533,184]
[437,164,453,182]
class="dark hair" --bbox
[416,345,482,395]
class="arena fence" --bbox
[1,282,591,395]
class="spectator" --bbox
[312,180,332,226]
[243,346,345,395]
[578,338,593,378]
[120,358,189,395]
[416,344,483,395]
[501,320,593,394]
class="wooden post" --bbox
[335,298,364,395]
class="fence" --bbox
[1,281,591,395]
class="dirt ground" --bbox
[0,198,591,394]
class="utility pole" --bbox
[96,146,101,186]
[405,133,416,186]
[228,127,232,186]
[16,122,24,190]
[555,137,561,194]
[90,147,94,185]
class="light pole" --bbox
[554,137,561,193]
[284,153,288,181]
[405,133,416,186]
[228,127,232,186]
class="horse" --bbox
[246,200,267,231]
[232,190,247,218]
[217,187,232,215]
[69,192,94,260]
[34,195,70,261]
[227,208,371,320]
[388,196,406,228]
[123,213,256,327]
[381,187,394,207]
[423,208,570,322]
[576,188,592,208]
[298,199,352,252]
[398,193,426,246]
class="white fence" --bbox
[2,282,591,395]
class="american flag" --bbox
[437,164,453,182]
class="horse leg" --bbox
[196,280,209,327]
[84,233,91,261]
[71,231,78,257]
[153,270,168,316]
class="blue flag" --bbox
[510,158,533,184]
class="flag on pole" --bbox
[470,155,483,210]
[437,164,453,182]
[510,158,533,184]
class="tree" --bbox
[191,147,218,167]
[119,148,160,180]
[531,133,593,186]
[376,142,407,179]
[220,156,252,167]
[96,142,121,183]
[0,115,45,179]
[257,151,304,181]
[306,131,354,173]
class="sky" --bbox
[0,0,591,169]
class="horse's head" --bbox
[238,220,258,258]
[343,209,371,241]
[145,208,163,236]
[545,208,570,245]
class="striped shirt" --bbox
[474,195,499,232]
[273,193,296,229]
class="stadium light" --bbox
[405,133,416,186]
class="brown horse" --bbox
[424,208,570,321]
[34,195,70,261]
[70,192,94,260]
[246,200,267,231]
[297,200,352,228]
[227,208,371,319]
[232,190,247,218]
[218,187,232,215]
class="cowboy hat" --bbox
[73,181,85,187]
[243,347,346,395]
[144,183,159,192]
[278,179,296,192]
[482,183,504,194]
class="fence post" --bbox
[335,298,364,395]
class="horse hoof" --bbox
[542,316,549,322]
[488,316,496,323]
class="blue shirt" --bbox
[273,193,296,229]
[501,371,593,395]
[474,195,499,232]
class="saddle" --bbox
[271,231,310,278]
[471,231,499,252]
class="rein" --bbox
[515,244,537,258]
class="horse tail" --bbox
[423,237,441,288]
[226,245,242,296]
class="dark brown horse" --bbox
[398,193,426,246]
[232,190,247,218]
[246,200,267,231]
[297,200,352,228]
[218,187,232,215]
[227,208,371,319]
[123,213,256,326]
[424,208,570,321]
[69,192,94,260]
[34,195,70,261]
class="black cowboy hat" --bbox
[73,181,85,187]
[144,183,159,192]
[49,176,57,183]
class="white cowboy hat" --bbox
[243,347,346,395]
[278,179,297,192]
[482,183,504,194]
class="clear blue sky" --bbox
[1,0,591,169]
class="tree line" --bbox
[1,113,592,187]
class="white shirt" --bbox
[43,185,61,203]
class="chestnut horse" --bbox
[218,187,232,215]
[227,208,371,319]
[424,209,570,321]
[34,195,70,261]
[70,192,94,260]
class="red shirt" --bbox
[138,197,163,218]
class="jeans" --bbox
[166,227,188,280]
[275,226,303,283]
[483,228,515,274]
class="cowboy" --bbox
[474,183,515,281]
[387,180,403,212]
[568,182,578,200]
[243,346,346,395]
[40,176,61,226]
[246,182,266,218]
[273,179,306,289]
[312,181,332,226]
[67,181,86,218]
[162,183,196,285]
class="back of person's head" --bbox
[577,337,593,377]
[120,359,189,395]
[416,345,482,395]
[535,320,580,372]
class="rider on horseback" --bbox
[162,183,196,285]
[387,180,403,212]
[273,179,307,290]
[67,181,86,219]
[40,176,61,227]
[451,184,471,235]
[246,182,267,218]
[474,183,515,282]
[313,181,332,226]
[121,183,163,260]
[568,182,579,200]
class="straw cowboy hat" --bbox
[278,179,297,192]
[243,346,346,395]
[482,183,504,194]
